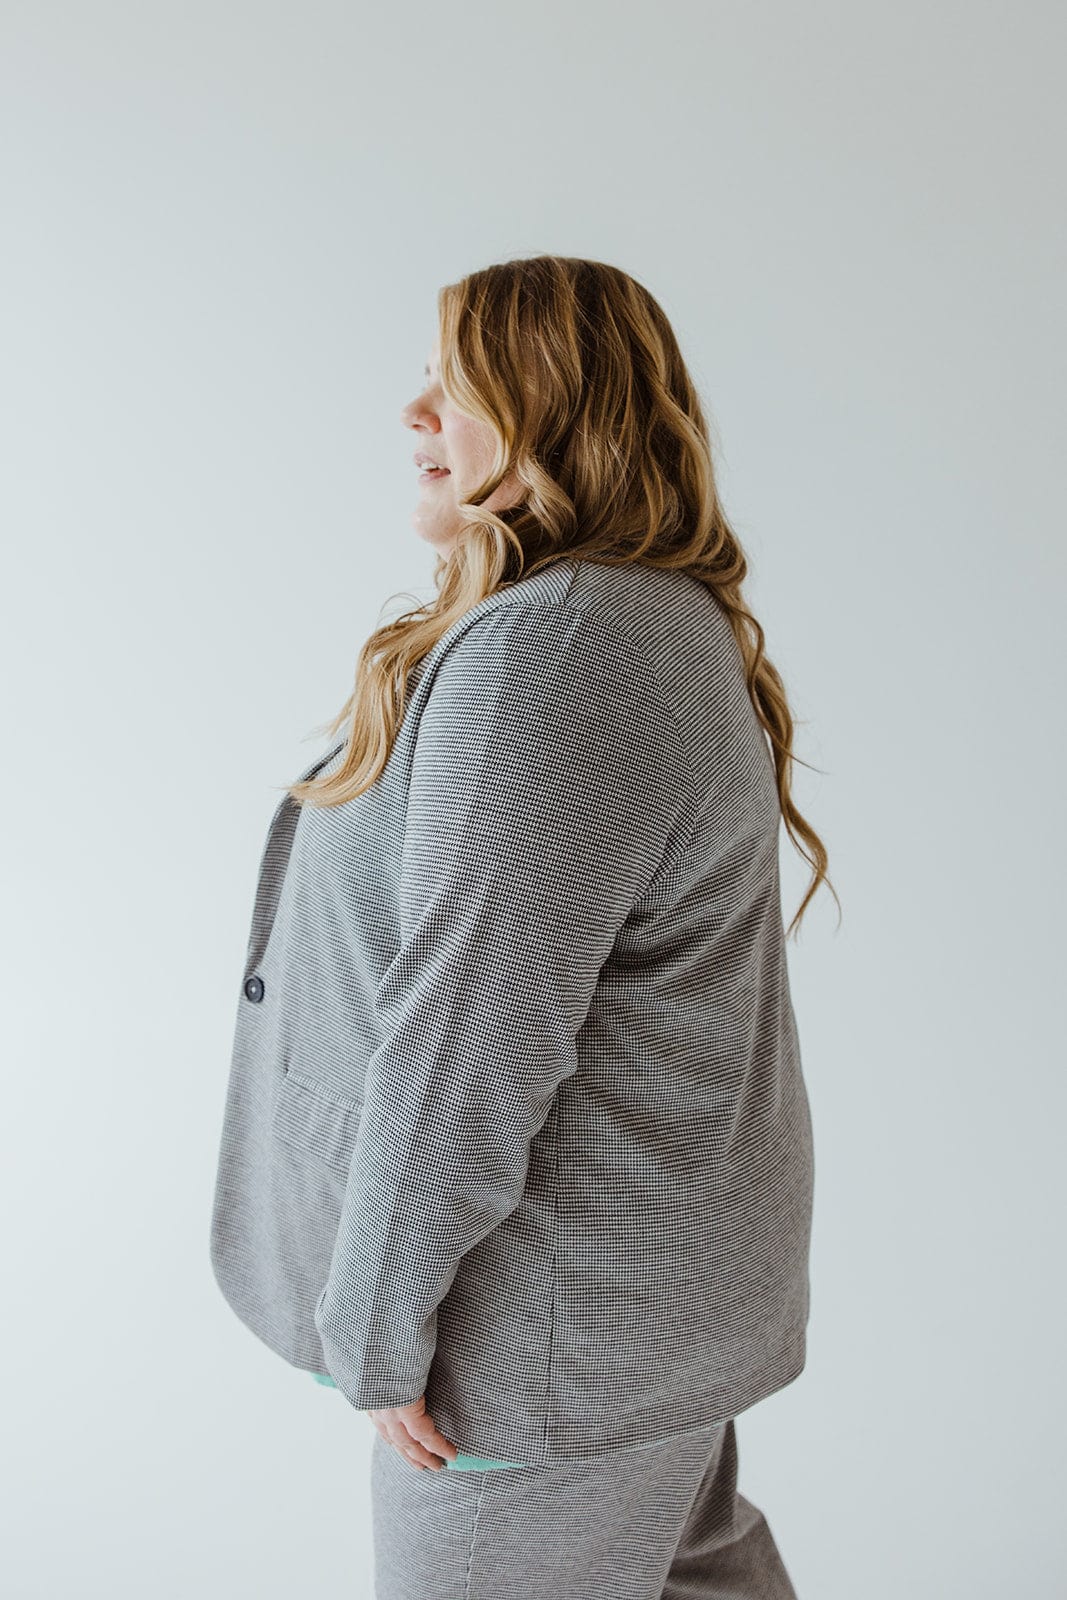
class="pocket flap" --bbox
[271,1066,363,1177]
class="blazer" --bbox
[209,555,815,1466]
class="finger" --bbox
[405,1414,459,1466]
[370,1413,426,1469]
[384,1422,440,1471]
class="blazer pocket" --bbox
[270,1065,363,1179]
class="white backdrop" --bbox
[3,2,1064,1595]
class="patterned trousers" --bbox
[370,1416,799,1599]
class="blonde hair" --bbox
[288,255,838,937]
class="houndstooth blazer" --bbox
[209,555,815,1465]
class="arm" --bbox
[314,601,695,1407]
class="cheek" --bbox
[445,413,493,475]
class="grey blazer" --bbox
[209,556,815,1466]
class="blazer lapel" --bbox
[243,738,345,977]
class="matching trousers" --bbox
[370,1417,799,1599]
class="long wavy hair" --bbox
[287,255,837,937]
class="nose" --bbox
[402,402,441,433]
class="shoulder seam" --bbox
[454,598,701,823]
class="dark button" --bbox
[243,975,265,1003]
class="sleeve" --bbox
[313,601,696,1408]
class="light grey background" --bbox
[3,2,1064,1596]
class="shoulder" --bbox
[417,597,695,807]
[432,597,675,714]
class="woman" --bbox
[210,255,833,1598]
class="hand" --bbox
[368,1394,459,1471]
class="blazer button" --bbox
[243,975,265,1003]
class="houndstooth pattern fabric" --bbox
[369,1418,799,1600]
[209,556,815,1466]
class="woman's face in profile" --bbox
[401,340,523,557]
